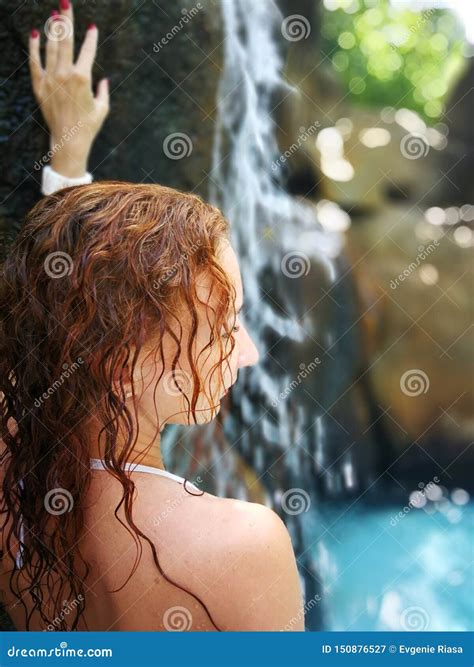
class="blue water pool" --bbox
[310,499,473,631]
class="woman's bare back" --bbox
[0,465,304,631]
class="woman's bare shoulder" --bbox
[203,493,291,547]
[172,492,305,631]
[159,485,292,551]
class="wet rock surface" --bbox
[0,0,223,258]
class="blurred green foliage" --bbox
[321,0,466,120]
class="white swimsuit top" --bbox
[89,457,200,489]
[15,459,202,569]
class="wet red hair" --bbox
[0,181,238,630]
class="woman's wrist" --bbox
[50,147,90,178]
[41,137,94,194]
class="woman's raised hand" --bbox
[28,1,110,178]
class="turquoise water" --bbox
[312,500,473,631]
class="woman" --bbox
[0,3,304,631]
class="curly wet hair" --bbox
[0,181,237,630]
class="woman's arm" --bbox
[28,2,110,191]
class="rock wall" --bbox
[0,0,223,257]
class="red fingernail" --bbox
[88,23,96,30]
[31,28,39,38]
[60,0,70,9]
[51,9,59,17]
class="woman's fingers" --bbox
[28,30,44,99]
[56,1,75,75]
[75,24,98,78]
[45,15,59,78]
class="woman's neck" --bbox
[87,414,165,470]
[133,445,165,470]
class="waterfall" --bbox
[209,0,342,459]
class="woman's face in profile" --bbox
[130,240,259,426]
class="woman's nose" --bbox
[238,328,259,368]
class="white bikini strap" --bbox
[89,458,201,492]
